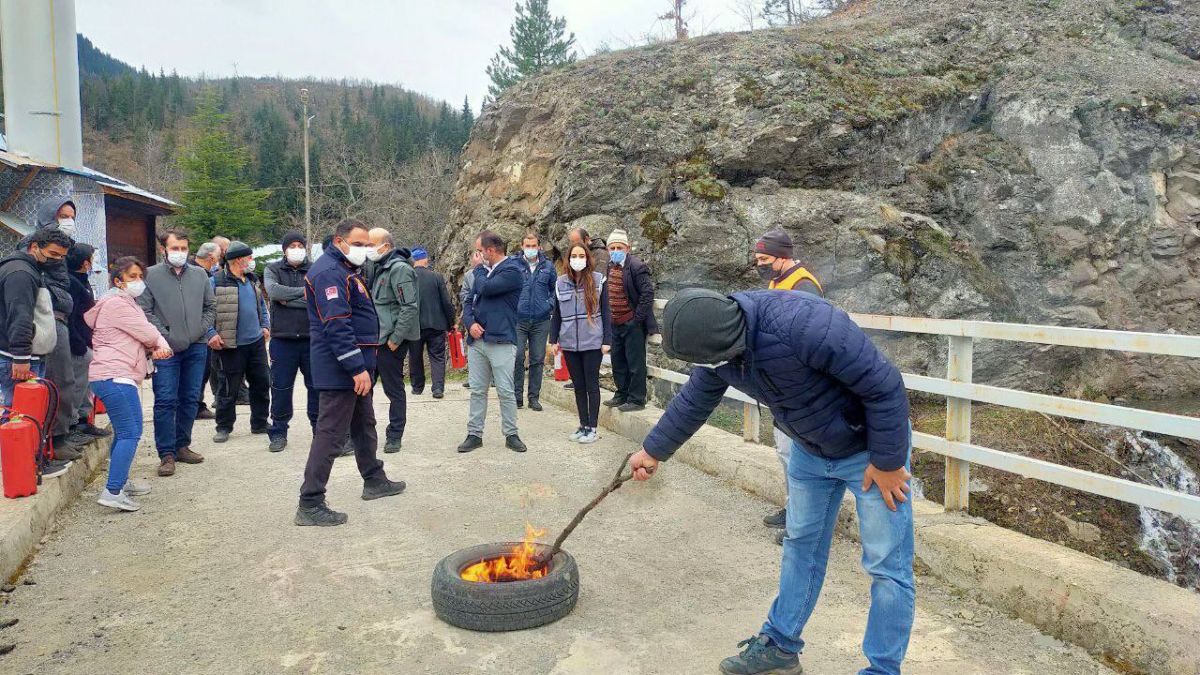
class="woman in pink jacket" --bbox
[85,257,173,512]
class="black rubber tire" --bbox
[431,542,579,632]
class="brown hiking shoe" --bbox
[175,447,205,464]
[158,455,176,476]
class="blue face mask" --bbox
[523,248,539,260]
[609,250,627,266]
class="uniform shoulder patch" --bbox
[325,286,339,300]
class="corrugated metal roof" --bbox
[0,148,60,171]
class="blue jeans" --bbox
[150,342,208,458]
[513,319,550,402]
[91,379,142,493]
[761,441,915,675]
[0,356,45,407]
[269,338,317,440]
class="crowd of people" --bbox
[0,199,917,674]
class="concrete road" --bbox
[0,386,1111,674]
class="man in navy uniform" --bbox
[296,219,406,526]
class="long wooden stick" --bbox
[538,452,634,568]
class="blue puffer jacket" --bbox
[516,254,557,322]
[306,245,380,390]
[643,290,911,471]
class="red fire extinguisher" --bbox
[1,411,42,498]
[11,378,59,464]
[448,328,467,370]
[554,350,570,382]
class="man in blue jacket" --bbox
[458,230,527,453]
[296,219,406,526]
[629,289,914,675]
[513,231,556,411]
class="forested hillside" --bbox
[3,35,473,247]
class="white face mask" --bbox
[285,248,307,264]
[56,218,76,237]
[123,280,146,298]
[569,258,587,272]
[167,250,188,267]
[344,244,370,267]
[365,246,386,263]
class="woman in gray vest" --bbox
[549,245,612,444]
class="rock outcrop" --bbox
[441,0,1200,397]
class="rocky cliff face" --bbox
[441,0,1200,397]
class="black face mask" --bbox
[756,263,780,282]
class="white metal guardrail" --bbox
[650,298,1200,520]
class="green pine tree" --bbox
[175,89,272,244]
[486,0,576,100]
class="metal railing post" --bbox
[743,402,760,443]
[944,336,973,511]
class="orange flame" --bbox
[461,524,548,583]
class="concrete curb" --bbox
[542,381,1200,675]
[0,435,107,583]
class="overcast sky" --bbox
[76,0,756,108]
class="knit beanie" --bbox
[411,247,429,261]
[661,288,746,364]
[754,229,793,258]
[608,229,630,247]
[281,231,306,249]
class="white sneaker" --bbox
[97,489,141,512]
[568,427,586,442]
[123,479,152,496]
[578,429,599,444]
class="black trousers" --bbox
[268,337,318,439]
[612,321,648,405]
[376,344,408,442]
[409,328,447,395]
[299,388,385,507]
[215,338,271,433]
[564,349,603,428]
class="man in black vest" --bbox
[409,248,455,399]
[264,231,317,452]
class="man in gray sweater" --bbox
[139,228,216,477]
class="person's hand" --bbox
[262,328,271,341]
[151,347,173,360]
[352,371,372,396]
[602,344,611,355]
[11,361,32,381]
[862,463,912,511]
[629,449,659,481]
[469,323,484,340]
[388,340,400,352]
[207,334,225,350]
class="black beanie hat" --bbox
[281,230,306,249]
[662,288,747,364]
[754,229,794,259]
[225,240,253,262]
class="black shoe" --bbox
[42,459,72,479]
[362,477,407,500]
[457,435,483,453]
[763,508,787,529]
[603,397,627,408]
[564,382,574,390]
[65,431,94,447]
[516,399,524,409]
[196,406,216,420]
[53,444,83,462]
[268,437,287,452]
[528,399,542,412]
[294,503,348,526]
[462,381,471,389]
[432,391,444,399]
[719,635,802,675]
[384,438,402,454]
[618,402,646,413]
[213,430,230,443]
[505,435,527,453]
[73,422,111,438]
[411,388,424,396]
[251,427,269,435]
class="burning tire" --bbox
[431,542,579,632]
